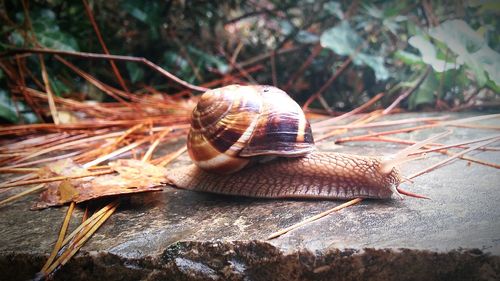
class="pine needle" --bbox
[42,201,118,276]
[41,202,75,272]
[0,184,45,206]
[267,198,363,240]
[0,170,114,188]
[408,137,500,180]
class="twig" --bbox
[302,27,382,111]
[383,67,431,114]
[313,93,384,128]
[38,55,60,124]
[55,55,133,107]
[302,57,352,110]
[2,48,208,92]
[283,43,322,92]
[82,0,129,92]
[270,50,277,87]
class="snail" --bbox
[166,84,429,200]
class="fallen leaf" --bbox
[34,159,166,209]
[58,179,79,202]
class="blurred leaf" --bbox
[394,50,424,65]
[0,90,19,123]
[323,2,343,19]
[479,2,500,13]
[363,3,384,19]
[49,77,70,97]
[408,35,461,72]
[279,21,294,36]
[127,7,148,22]
[429,19,500,87]
[321,21,362,56]
[187,46,229,74]
[487,80,500,93]
[296,31,319,44]
[354,53,389,80]
[409,72,438,109]
[30,9,79,51]
[35,29,79,51]
[126,62,145,83]
[7,31,25,46]
[121,1,162,39]
[429,20,483,54]
[321,21,389,80]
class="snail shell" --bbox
[187,85,315,174]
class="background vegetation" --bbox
[0,0,499,124]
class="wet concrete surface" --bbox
[0,112,499,280]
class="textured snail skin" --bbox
[166,151,401,200]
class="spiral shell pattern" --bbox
[187,85,314,174]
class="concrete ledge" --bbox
[2,241,499,280]
[1,113,499,280]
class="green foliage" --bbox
[0,0,499,124]
[409,74,438,109]
[126,62,144,84]
[429,19,500,87]
[408,35,460,72]
[0,90,19,123]
[321,21,389,81]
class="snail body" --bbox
[167,85,405,200]
[168,151,400,199]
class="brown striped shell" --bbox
[187,85,315,174]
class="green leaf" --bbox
[354,53,389,81]
[394,50,424,65]
[408,35,460,72]
[126,62,145,83]
[186,46,229,74]
[35,30,79,51]
[428,19,500,87]
[409,73,438,109]
[0,90,19,123]
[321,21,362,56]
[296,31,319,44]
[8,31,25,46]
[429,20,483,54]
[321,21,389,81]
[479,2,500,13]
[469,44,500,87]
[49,77,70,97]
[323,2,343,19]
[362,3,384,19]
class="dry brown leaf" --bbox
[34,159,166,209]
[58,179,79,202]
